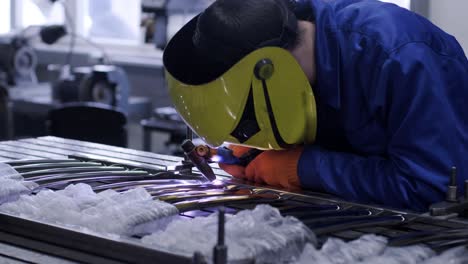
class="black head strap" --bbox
[256,0,299,49]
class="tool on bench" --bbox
[180,139,264,182]
[193,144,263,166]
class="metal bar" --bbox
[0,213,191,264]
[148,186,231,197]
[91,180,208,192]
[356,227,409,239]
[34,175,157,190]
[313,215,407,236]
[0,157,11,162]
[389,228,468,247]
[31,171,149,183]
[20,139,175,168]
[0,150,40,160]
[12,162,103,172]
[29,138,227,176]
[69,153,167,172]
[0,143,66,159]
[21,166,127,178]
[432,239,468,253]
[286,209,373,220]
[157,189,253,203]
[279,204,340,214]
[39,136,182,162]
[5,159,78,166]
[174,193,281,213]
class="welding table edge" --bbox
[0,212,193,264]
[5,137,468,247]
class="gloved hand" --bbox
[219,145,303,189]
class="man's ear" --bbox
[288,21,317,84]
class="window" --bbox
[380,0,411,10]
[82,0,142,45]
[166,0,214,42]
[0,0,11,34]
[17,0,65,28]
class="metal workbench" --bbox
[0,136,467,263]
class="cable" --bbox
[69,32,112,64]
[58,1,111,65]
[58,0,76,67]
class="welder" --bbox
[163,0,468,211]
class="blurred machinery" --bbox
[51,64,131,112]
[0,85,13,140]
[47,102,128,147]
[0,34,38,86]
[35,24,132,112]
[142,0,214,49]
[2,24,140,140]
[141,106,187,154]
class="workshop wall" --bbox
[429,0,468,54]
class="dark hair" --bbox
[192,0,300,72]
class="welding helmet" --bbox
[163,0,317,150]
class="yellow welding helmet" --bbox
[163,11,317,150]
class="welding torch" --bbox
[181,140,263,182]
[194,144,263,167]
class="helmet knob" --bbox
[254,59,274,80]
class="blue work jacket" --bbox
[297,0,468,211]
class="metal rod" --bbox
[312,215,407,236]
[34,175,152,191]
[446,166,458,202]
[451,166,457,186]
[30,170,149,182]
[213,207,227,264]
[184,127,194,174]
[279,204,340,214]
[21,166,126,178]
[157,189,252,202]
[12,162,103,172]
[186,127,193,142]
[5,159,78,166]
[465,180,468,200]
[284,209,373,219]
[174,193,280,213]
[218,208,225,246]
[389,228,468,247]
[91,180,209,192]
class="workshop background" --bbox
[1,0,467,154]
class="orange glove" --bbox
[219,145,303,189]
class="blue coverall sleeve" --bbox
[298,42,468,211]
